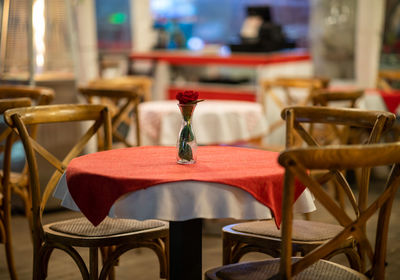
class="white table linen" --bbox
[54,172,316,221]
[128,100,268,146]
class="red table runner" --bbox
[66,146,305,227]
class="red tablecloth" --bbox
[66,146,305,227]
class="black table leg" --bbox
[169,219,202,280]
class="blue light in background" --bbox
[187,37,204,51]
[219,45,231,56]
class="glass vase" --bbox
[176,103,197,164]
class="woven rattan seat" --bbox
[212,258,367,280]
[232,220,343,242]
[49,217,166,237]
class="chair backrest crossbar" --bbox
[0,98,32,279]
[282,106,395,218]
[278,143,400,279]
[260,78,328,140]
[79,87,141,148]
[4,104,112,239]
[0,85,54,105]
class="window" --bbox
[150,0,310,49]
[95,0,132,51]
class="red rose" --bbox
[176,90,199,104]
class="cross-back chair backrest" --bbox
[0,85,55,105]
[88,76,152,101]
[377,70,400,92]
[312,88,364,108]
[0,85,55,143]
[79,86,141,148]
[277,143,400,279]
[0,98,32,151]
[0,98,32,280]
[282,106,395,148]
[260,77,328,141]
[281,106,395,275]
[3,104,112,243]
[0,98,31,206]
[309,90,365,147]
[281,106,395,212]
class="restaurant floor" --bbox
[1,178,400,279]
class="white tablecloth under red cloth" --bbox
[54,146,315,228]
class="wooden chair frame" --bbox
[310,89,364,147]
[260,77,328,140]
[4,104,169,280]
[0,85,55,228]
[277,143,400,279]
[0,85,54,105]
[222,107,396,271]
[0,97,32,280]
[377,70,400,92]
[207,142,400,279]
[88,76,152,102]
[312,89,363,108]
[79,87,141,148]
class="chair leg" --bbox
[163,236,170,280]
[23,196,34,241]
[3,216,18,279]
[100,246,116,280]
[4,241,18,280]
[89,247,99,280]
[33,245,46,280]
[222,234,234,265]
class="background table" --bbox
[128,100,268,146]
[129,50,312,101]
[55,146,315,279]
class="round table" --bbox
[128,100,268,146]
[54,146,315,280]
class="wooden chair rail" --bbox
[281,106,395,130]
[0,85,55,105]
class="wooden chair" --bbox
[311,89,365,207]
[0,97,32,280]
[312,88,363,108]
[222,107,395,271]
[207,142,400,279]
[376,70,400,141]
[377,69,400,92]
[88,76,152,102]
[260,77,329,146]
[0,85,55,105]
[310,88,364,145]
[4,104,169,280]
[78,85,142,149]
[0,85,55,228]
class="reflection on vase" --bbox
[176,103,197,164]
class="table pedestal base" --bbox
[169,219,202,280]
